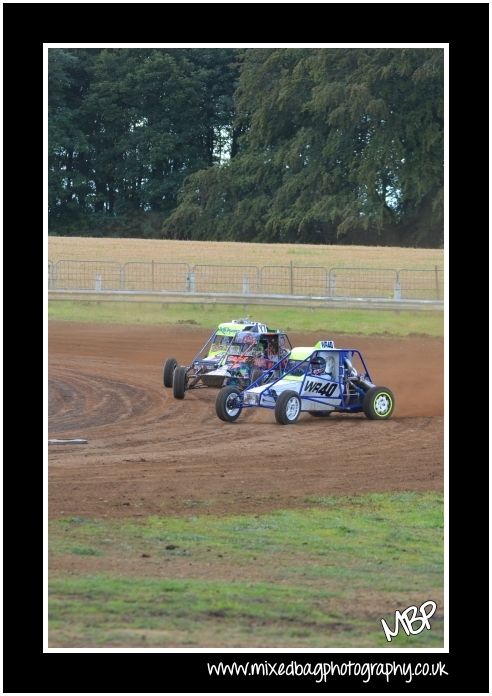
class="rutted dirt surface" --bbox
[49,322,443,520]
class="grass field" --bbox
[49,491,444,648]
[48,301,444,337]
[48,236,444,271]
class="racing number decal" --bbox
[302,380,337,397]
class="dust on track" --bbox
[49,322,443,519]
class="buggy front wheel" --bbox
[363,386,395,420]
[274,390,301,425]
[216,387,242,422]
[173,366,188,399]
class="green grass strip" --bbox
[49,301,443,337]
[50,492,444,648]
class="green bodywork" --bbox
[282,347,314,381]
[207,322,246,358]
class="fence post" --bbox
[52,262,59,290]
[393,271,401,300]
[435,266,440,300]
[242,276,250,295]
[259,267,265,295]
[48,263,53,290]
[329,269,336,296]
[187,271,195,293]
[151,260,155,291]
[289,261,294,295]
[95,274,102,291]
[120,264,125,290]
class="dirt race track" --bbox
[49,323,444,520]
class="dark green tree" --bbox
[164,48,443,246]
[48,48,100,233]
[48,48,239,236]
[49,48,443,246]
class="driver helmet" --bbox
[310,356,326,376]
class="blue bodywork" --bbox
[239,348,374,414]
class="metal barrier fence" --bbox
[193,264,260,294]
[48,259,444,302]
[123,261,189,292]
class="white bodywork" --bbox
[243,375,340,412]
[242,344,374,413]
[200,364,231,387]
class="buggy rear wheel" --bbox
[163,358,177,388]
[173,366,188,399]
[363,386,394,419]
[216,386,242,422]
[274,390,301,425]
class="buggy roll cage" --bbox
[190,324,289,368]
[241,347,373,411]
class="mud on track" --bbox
[49,323,443,519]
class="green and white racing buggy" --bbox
[163,319,291,399]
[184,328,291,396]
[215,340,395,424]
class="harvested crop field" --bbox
[48,236,444,270]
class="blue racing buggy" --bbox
[215,340,395,424]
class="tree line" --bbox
[49,48,443,247]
